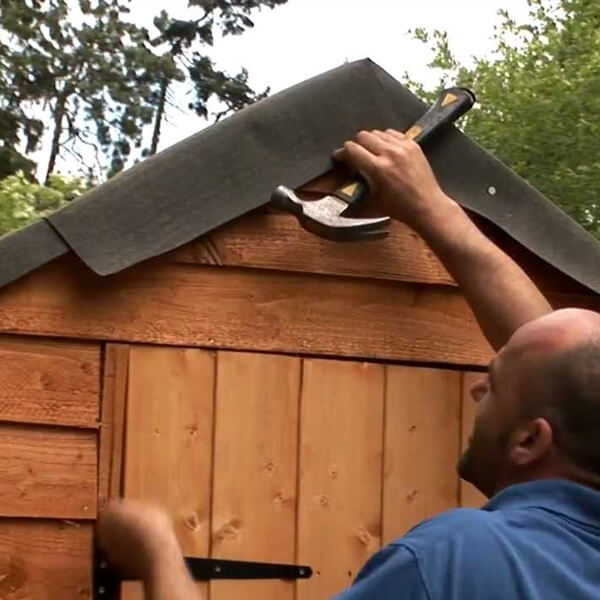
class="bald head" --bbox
[506,308,600,475]
[459,308,600,497]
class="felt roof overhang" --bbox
[1,58,599,294]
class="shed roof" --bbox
[1,58,599,294]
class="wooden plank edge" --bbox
[98,344,130,506]
[166,213,457,288]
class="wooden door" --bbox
[119,345,484,599]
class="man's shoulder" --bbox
[405,506,494,533]
[391,507,500,551]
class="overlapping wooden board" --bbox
[170,210,593,296]
[296,359,385,600]
[0,256,495,366]
[0,423,97,519]
[382,366,461,544]
[0,336,99,599]
[0,335,99,427]
[170,214,455,287]
[210,352,300,600]
[0,520,93,600]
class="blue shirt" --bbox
[336,480,600,599]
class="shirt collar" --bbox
[483,479,600,525]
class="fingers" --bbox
[385,129,407,142]
[333,140,378,178]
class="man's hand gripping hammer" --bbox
[271,87,476,241]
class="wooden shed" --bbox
[0,59,600,600]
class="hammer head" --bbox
[271,185,390,242]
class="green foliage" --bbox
[148,0,287,144]
[0,0,287,180]
[407,0,600,238]
[0,171,88,235]
[0,0,173,179]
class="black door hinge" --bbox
[94,550,312,600]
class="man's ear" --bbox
[509,418,553,466]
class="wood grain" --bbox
[123,346,215,600]
[98,343,130,506]
[169,207,593,297]
[297,359,384,600]
[0,519,93,600]
[170,213,455,287]
[382,366,461,544]
[0,335,100,428]
[459,372,488,508]
[0,423,96,518]
[210,352,300,600]
[0,256,497,366]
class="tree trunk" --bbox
[45,93,68,183]
[149,77,169,156]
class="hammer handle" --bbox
[334,87,476,205]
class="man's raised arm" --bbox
[334,130,552,351]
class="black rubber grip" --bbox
[333,86,476,205]
[406,87,476,144]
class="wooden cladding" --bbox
[0,256,496,367]
[122,346,484,600]
[169,213,456,287]
[0,335,99,428]
[0,335,100,599]
[0,424,96,519]
[0,520,93,600]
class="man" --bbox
[98,130,600,598]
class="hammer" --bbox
[272,87,476,241]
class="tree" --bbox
[0,171,88,235]
[407,0,600,238]
[0,0,174,180]
[146,0,287,156]
[0,0,288,180]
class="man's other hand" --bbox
[97,499,181,581]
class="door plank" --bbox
[297,359,384,600]
[383,366,461,544]
[98,344,130,506]
[210,352,301,600]
[123,346,215,600]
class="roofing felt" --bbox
[0,58,599,294]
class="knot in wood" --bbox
[184,512,200,531]
[355,526,372,546]
[406,489,418,502]
[317,494,329,507]
[273,492,287,506]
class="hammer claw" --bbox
[271,186,390,242]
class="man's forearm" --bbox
[144,547,204,600]
[413,195,552,350]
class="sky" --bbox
[127,0,532,153]
[41,0,533,176]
